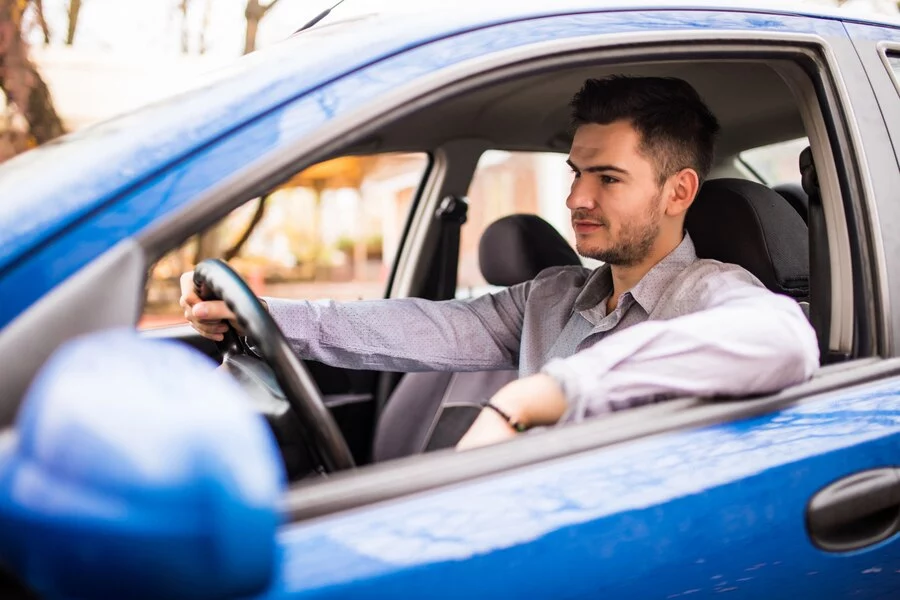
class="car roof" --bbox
[0,1,896,277]
[326,0,900,29]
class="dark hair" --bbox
[570,76,720,184]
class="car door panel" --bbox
[268,375,900,599]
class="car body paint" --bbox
[268,377,900,598]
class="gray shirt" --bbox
[265,234,819,422]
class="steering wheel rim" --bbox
[193,259,355,473]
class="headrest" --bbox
[478,214,581,286]
[773,182,809,225]
[686,178,809,299]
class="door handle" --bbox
[807,468,900,552]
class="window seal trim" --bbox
[876,41,900,97]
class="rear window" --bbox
[738,138,808,186]
[886,51,900,92]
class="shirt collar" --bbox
[573,233,698,314]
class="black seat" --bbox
[686,178,810,301]
[371,214,580,462]
[774,182,809,225]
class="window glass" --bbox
[141,152,428,328]
[738,137,809,186]
[458,151,594,299]
[887,52,900,89]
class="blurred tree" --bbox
[175,0,212,55]
[64,0,79,45]
[243,0,279,54]
[178,0,189,54]
[31,0,49,43]
[0,0,65,161]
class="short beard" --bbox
[576,191,663,267]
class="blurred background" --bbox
[0,0,896,328]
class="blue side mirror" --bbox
[0,331,284,600]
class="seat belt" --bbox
[432,194,469,301]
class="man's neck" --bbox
[606,231,684,312]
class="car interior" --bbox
[134,52,859,485]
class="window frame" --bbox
[295,52,869,517]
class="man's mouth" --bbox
[573,220,605,234]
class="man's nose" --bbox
[566,179,596,210]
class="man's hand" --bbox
[455,374,567,451]
[179,271,241,341]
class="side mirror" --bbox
[0,331,284,600]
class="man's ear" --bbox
[665,168,701,218]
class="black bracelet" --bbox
[484,402,528,432]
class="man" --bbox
[180,76,819,451]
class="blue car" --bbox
[2,1,900,598]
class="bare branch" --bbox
[222,195,269,261]
[261,0,280,16]
[198,0,211,54]
[65,0,82,45]
[32,0,51,45]
[243,0,281,54]
[179,0,190,54]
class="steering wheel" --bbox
[193,259,355,473]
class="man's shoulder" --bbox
[683,258,765,286]
[657,258,772,314]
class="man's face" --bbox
[566,120,666,266]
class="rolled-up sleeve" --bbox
[541,274,820,422]
[263,282,531,372]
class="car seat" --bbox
[371,214,581,462]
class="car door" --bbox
[268,365,900,599]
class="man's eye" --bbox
[570,170,581,179]
[600,175,619,184]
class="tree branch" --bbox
[32,0,51,44]
[65,0,82,45]
[222,195,269,261]
[261,0,280,16]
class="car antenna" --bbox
[294,0,349,34]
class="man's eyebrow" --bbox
[565,159,629,176]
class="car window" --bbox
[886,51,900,91]
[457,151,598,299]
[141,152,429,328]
[737,137,809,186]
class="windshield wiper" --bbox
[294,0,349,34]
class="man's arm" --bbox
[458,278,819,449]
[263,293,529,372]
[180,271,531,373]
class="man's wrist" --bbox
[489,374,567,428]
[484,401,528,432]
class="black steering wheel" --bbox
[193,259,355,473]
